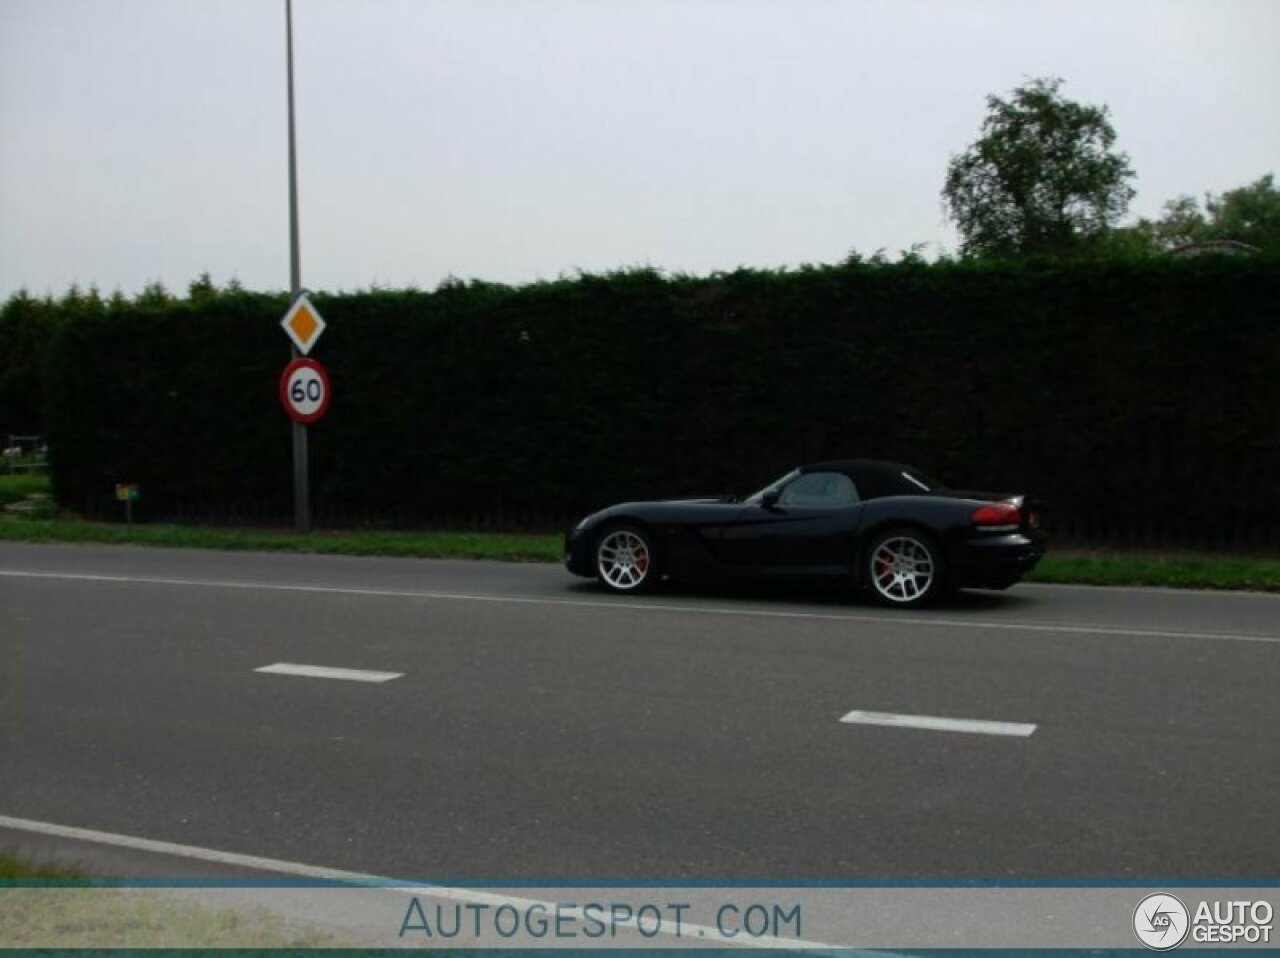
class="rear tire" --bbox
[865,528,944,608]
[595,524,658,594]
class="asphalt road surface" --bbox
[2,542,1277,880]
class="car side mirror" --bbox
[761,489,782,509]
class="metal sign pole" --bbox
[286,0,310,534]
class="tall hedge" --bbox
[40,258,1280,545]
[0,291,65,441]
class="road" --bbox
[2,542,1277,880]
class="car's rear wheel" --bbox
[595,524,658,593]
[865,528,943,607]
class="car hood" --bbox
[580,497,742,527]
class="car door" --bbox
[766,471,865,570]
[693,504,783,567]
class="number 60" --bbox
[290,377,323,402]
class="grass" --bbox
[0,852,82,880]
[0,887,347,949]
[1,475,560,560]
[0,516,562,561]
[0,472,50,507]
[0,854,347,949]
[1032,549,1280,591]
[1,475,1276,590]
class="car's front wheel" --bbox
[595,524,658,593]
[865,528,943,607]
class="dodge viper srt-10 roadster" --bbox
[565,459,1046,607]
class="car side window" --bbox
[778,471,859,507]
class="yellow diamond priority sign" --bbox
[281,292,326,356]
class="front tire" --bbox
[865,528,943,607]
[595,524,658,593]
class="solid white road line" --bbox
[2,569,1279,645]
[254,662,403,683]
[840,710,1037,738]
[0,814,839,951]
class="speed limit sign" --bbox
[279,358,331,424]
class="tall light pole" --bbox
[286,0,310,533]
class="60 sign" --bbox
[280,358,331,424]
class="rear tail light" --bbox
[971,502,1021,531]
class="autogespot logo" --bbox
[1134,893,1191,950]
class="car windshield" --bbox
[742,469,799,504]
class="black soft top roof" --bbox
[799,459,945,500]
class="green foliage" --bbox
[135,280,174,306]
[1032,551,1280,591]
[0,517,562,560]
[0,854,82,879]
[45,290,292,521]
[188,271,218,300]
[1137,195,1208,251]
[0,291,65,438]
[0,473,51,507]
[1130,173,1280,253]
[0,274,260,440]
[1205,174,1280,250]
[944,77,1136,259]
[33,258,1280,548]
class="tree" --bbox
[1120,195,1205,252]
[1205,174,1280,250]
[943,78,1136,259]
[136,280,172,307]
[188,272,218,300]
[1126,174,1280,254]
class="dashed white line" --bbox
[254,663,403,683]
[840,710,1037,737]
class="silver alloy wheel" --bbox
[869,534,936,604]
[596,528,653,591]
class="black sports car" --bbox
[565,460,1046,607]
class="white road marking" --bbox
[0,814,838,951]
[254,662,403,683]
[1026,580,1280,599]
[840,710,1037,737]
[1,569,1278,645]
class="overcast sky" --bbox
[1,0,1276,299]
